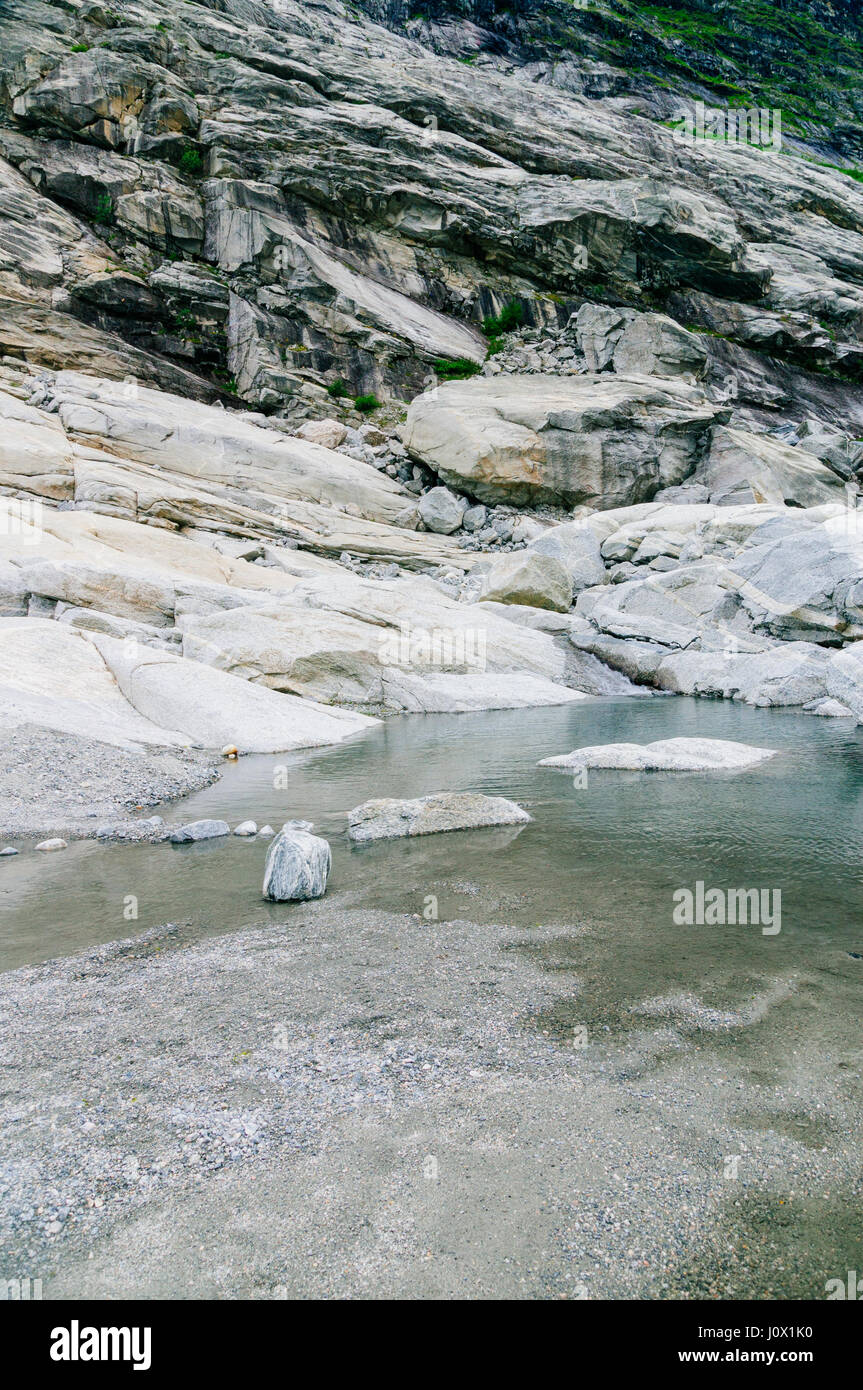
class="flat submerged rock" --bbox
[538,736,777,772]
[347,791,531,842]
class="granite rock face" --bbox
[1,0,862,435]
[2,0,863,745]
[528,522,607,596]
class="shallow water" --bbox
[4,693,863,1299]
[2,695,863,987]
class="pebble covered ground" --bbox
[1,896,860,1300]
[0,724,219,839]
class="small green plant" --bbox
[486,336,505,356]
[434,356,481,380]
[327,377,349,398]
[354,393,381,414]
[213,370,238,395]
[70,42,90,52]
[482,300,524,338]
[93,193,114,226]
[177,147,204,176]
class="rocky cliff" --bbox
[357,0,863,159]
[3,0,863,764]
[2,0,863,417]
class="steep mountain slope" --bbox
[358,0,863,158]
[3,0,863,745]
[2,0,863,431]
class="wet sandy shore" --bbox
[1,897,860,1300]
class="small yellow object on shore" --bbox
[221,745,239,760]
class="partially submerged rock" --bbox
[262,821,331,901]
[169,819,230,844]
[347,791,531,842]
[655,644,831,707]
[825,644,863,722]
[539,737,777,772]
[808,697,854,717]
[35,837,68,851]
[375,672,585,713]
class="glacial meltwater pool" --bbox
[4,693,863,1300]
[2,695,862,988]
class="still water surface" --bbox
[2,695,862,984]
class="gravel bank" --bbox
[1,904,859,1300]
[0,724,220,839]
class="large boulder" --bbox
[403,376,722,509]
[655,643,831,706]
[477,552,572,612]
[347,792,531,842]
[418,486,466,534]
[573,304,636,371]
[295,419,348,450]
[262,821,331,901]
[696,427,845,508]
[528,521,607,595]
[825,644,863,721]
[611,313,708,382]
[91,632,377,752]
